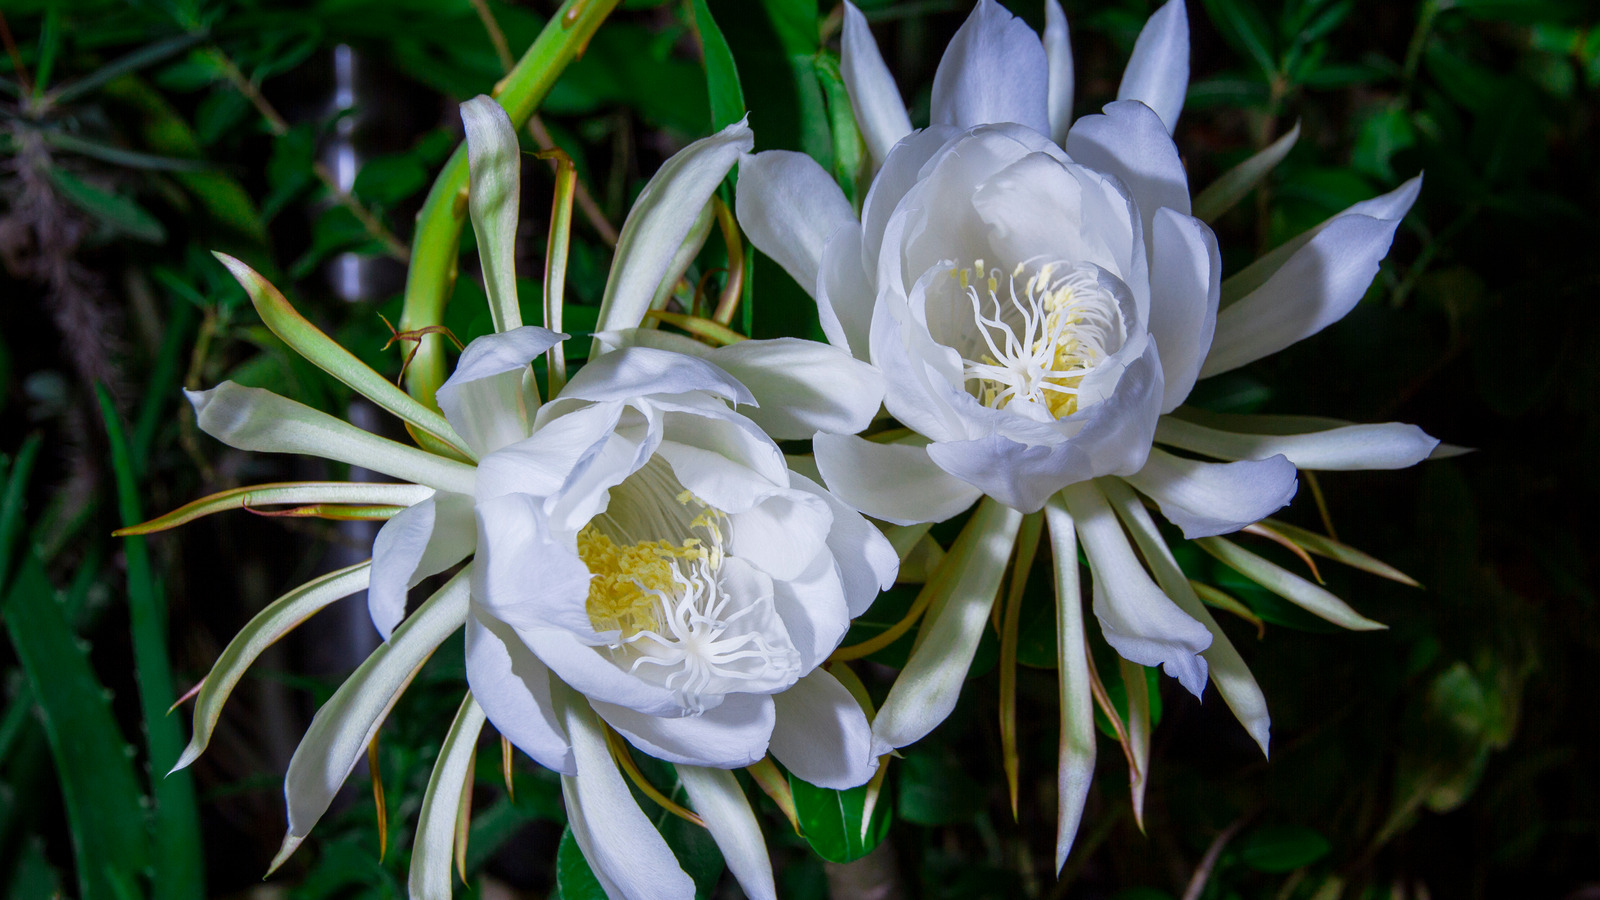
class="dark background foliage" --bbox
[0,0,1595,898]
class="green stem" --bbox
[400,0,622,407]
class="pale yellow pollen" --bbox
[578,526,703,635]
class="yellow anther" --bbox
[578,527,704,635]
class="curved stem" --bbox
[399,0,621,407]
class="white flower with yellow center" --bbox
[735,0,1442,869]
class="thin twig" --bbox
[469,0,516,72]
[1181,814,1252,900]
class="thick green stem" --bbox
[400,0,621,406]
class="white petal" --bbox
[1115,0,1189,133]
[1199,536,1385,631]
[524,627,683,716]
[465,611,573,774]
[707,338,884,440]
[814,433,983,526]
[735,150,855,299]
[187,383,476,495]
[1101,479,1270,755]
[408,695,486,900]
[872,498,1023,753]
[1155,414,1440,470]
[279,568,470,856]
[1041,499,1095,871]
[1044,0,1075,145]
[1202,187,1420,376]
[595,119,754,336]
[860,124,960,280]
[593,693,775,768]
[471,493,595,636]
[770,669,877,790]
[788,470,899,617]
[816,222,876,358]
[367,491,476,639]
[561,694,695,900]
[1124,447,1297,539]
[1065,99,1190,244]
[558,345,753,408]
[931,0,1051,134]
[768,553,850,671]
[437,326,566,456]
[677,766,776,900]
[461,95,523,332]
[841,1,912,167]
[475,402,624,502]
[1147,208,1220,412]
[725,488,834,582]
[1060,481,1212,696]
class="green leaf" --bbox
[2,554,150,900]
[788,772,892,864]
[47,168,165,243]
[759,0,820,56]
[555,826,608,900]
[898,746,984,826]
[46,32,209,107]
[0,434,43,594]
[99,387,204,899]
[1237,824,1332,872]
[41,131,216,172]
[689,0,747,131]
[1200,0,1278,81]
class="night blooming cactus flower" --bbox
[735,0,1439,867]
[132,98,893,900]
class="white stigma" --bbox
[954,260,1121,419]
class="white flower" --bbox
[155,102,894,900]
[736,0,1440,868]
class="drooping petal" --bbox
[841,1,913,167]
[1202,175,1422,376]
[677,766,777,900]
[872,498,1023,754]
[816,222,876,358]
[174,562,371,773]
[1123,448,1297,539]
[814,433,984,526]
[593,693,776,768]
[187,383,477,495]
[465,611,573,774]
[1155,415,1440,470]
[1115,0,1189,133]
[561,694,695,900]
[1044,0,1075,145]
[1066,100,1191,244]
[595,120,754,337]
[558,345,753,408]
[1060,481,1212,696]
[1192,122,1300,223]
[367,491,476,639]
[1101,479,1270,755]
[275,569,470,868]
[788,470,899,617]
[436,326,566,456]
[736,150,856,299]
[1041,499,1095,871]
[1147,208,1221,412]
[770,668,877,790]
[408,695,486,900]
[930,0,1051,135]
[461,95,524,332]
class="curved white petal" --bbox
[789,470,898,617]
[1115,0,1190,133]
[736,150,855,299]
[860,124,960,279]
[770,668,877,790]
[593,693,775,768]
[561,694,695,900]
[367,491,476,639]
[595,119,754,336]
[461,96,523,332]
[277,569,470,862]
[558,345,753,408]
[465,611,573,774]
[1065,99,1191,243]
[872,498,1023,754]
[1124,448,1297,539]
[1061,481,1211,696]
[706,338,884,440]
[841,1,913,167]
[1041,499,1095,871]
[437,326,566,456]
[931,0,1051,134]
[1147,208,1221,412]
[475,401,624,502]
[814,433,983,527]
[1202,196,1419,376]
[816,222,875,358]
[1200,536,1385,631]
[677,766,777,900]
[524,627,684,717]
[1155,415,1440,471]
[408,695,486,900]
[187,383,476,495]
[471,493,595,636]
[1044,0,1075,145]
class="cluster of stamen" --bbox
[954,260,1118,419]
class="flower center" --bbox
[582,480,800,713]
[953,259,1120,419]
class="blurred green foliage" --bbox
[1,0,1595,898]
